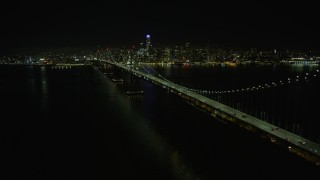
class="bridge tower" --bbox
[126,49,143,95]
[126,49,134,65]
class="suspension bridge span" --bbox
[98,59,320,166]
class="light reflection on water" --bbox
[93,69,199,179]
[123,92,199,179]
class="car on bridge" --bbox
[298,140,307,145]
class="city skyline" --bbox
[1,1,319,51]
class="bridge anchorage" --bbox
[95,57,320,166]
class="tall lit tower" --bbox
[146,34,151,52]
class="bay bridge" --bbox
[94,50,320,166]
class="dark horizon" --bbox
[1,1,319,51]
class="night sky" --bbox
[1,0,319,50]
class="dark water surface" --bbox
[0,65,319,179]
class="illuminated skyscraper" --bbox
[146,34,151,52]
